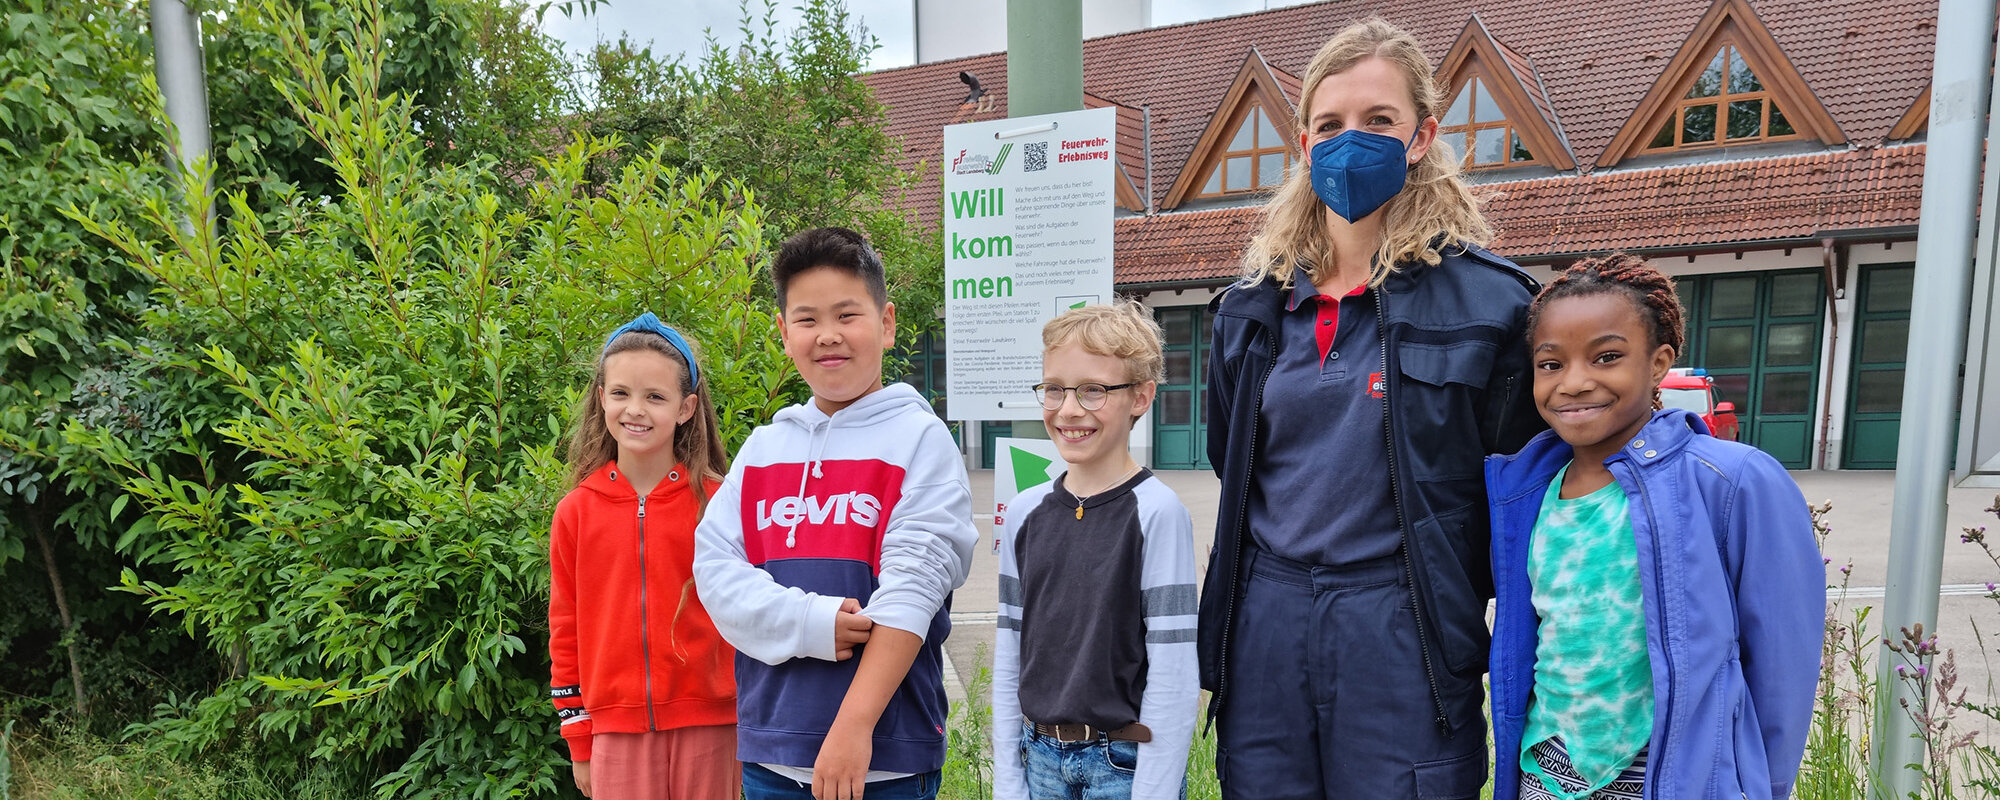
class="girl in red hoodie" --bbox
[550,313,738,799]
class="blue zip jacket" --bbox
[1486,410,1823,800]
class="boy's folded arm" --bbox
[693,473,844,663]
[818,626,925,788]
[862,467,977,637]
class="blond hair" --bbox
[1041,299,1166,385]
[566,330,728,511]
[1243,17,1493,289]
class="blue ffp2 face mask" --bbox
[1308,130,1415,223]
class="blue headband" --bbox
[603,312,701,389]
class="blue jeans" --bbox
[741,763,940,800]
[1021,723,1180,800]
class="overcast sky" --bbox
[541,0,1300,72]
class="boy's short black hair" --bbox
[771,227,890,310]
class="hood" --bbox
[772,381,934,432]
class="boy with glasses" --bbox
[992,301,1200,800]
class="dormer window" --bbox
[1200,107,1293,196]
[1596,0,1843,168]
[1644,44,1800,150]
[1439,76,1535,169]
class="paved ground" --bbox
[941,468,2000,717]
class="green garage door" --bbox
[1675,269,1825,468]
[1842,264,1914,469]
[980,421,1014,469]
[1151,306,1213,471]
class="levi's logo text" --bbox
[740,460,906,572]
[757,492,882,530]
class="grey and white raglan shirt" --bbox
[992,469,1200,800]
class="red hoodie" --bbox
[549,461,735,761]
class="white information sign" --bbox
[942,106,1118,421]
[990,436,1068,553]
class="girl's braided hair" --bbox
[1527,252,1686,359]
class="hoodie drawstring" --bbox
[787,421,830,548]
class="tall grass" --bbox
[1,725,370,800]
[1796,496,2000,800]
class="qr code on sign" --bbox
[1024,141,1048,172]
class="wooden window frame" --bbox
[1596,0,1844,168]
[1439,73,1539,170]
[1198,106,1293,198]
[1642,42,1802,152]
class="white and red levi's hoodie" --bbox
[692,382,977,775]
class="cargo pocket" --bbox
[1412,748,1484,800]
[1395,341,1497,482]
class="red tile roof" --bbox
[1111,144,1926,285]
[1481,144,1925,255]
[863,0,1935,230]
[1486,27,1567,157]
[1266,57,1303,108]
[1116,206,1265,285]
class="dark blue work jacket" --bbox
[1198,243,1544,732]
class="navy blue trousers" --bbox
[1215,548,1487,800]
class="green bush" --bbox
[62,2,790,796]
[0,0,222,731]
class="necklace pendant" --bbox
[1075,504,1085,520]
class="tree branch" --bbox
[26,505,89,717]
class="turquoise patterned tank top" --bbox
[1521,464,1654,799]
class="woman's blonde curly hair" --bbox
[1242,17,1493,290]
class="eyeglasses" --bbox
[1031,382,1136,411]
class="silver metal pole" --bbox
[1870,0,1998,793]
[150,0,212,229]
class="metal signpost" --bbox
[1872,0,1998,793]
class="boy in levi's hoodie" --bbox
[694,226,978,800]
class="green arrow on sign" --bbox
[1068,300,1087,310]
[1010,446,1056,491]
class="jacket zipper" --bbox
[1624,460,1671,800]
[1210,324,1279,727]
[637,495,658,731]
[1377,290,1451,736]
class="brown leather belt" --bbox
[1030,720,1153,743]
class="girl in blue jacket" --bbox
[1486,253,1823,800]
